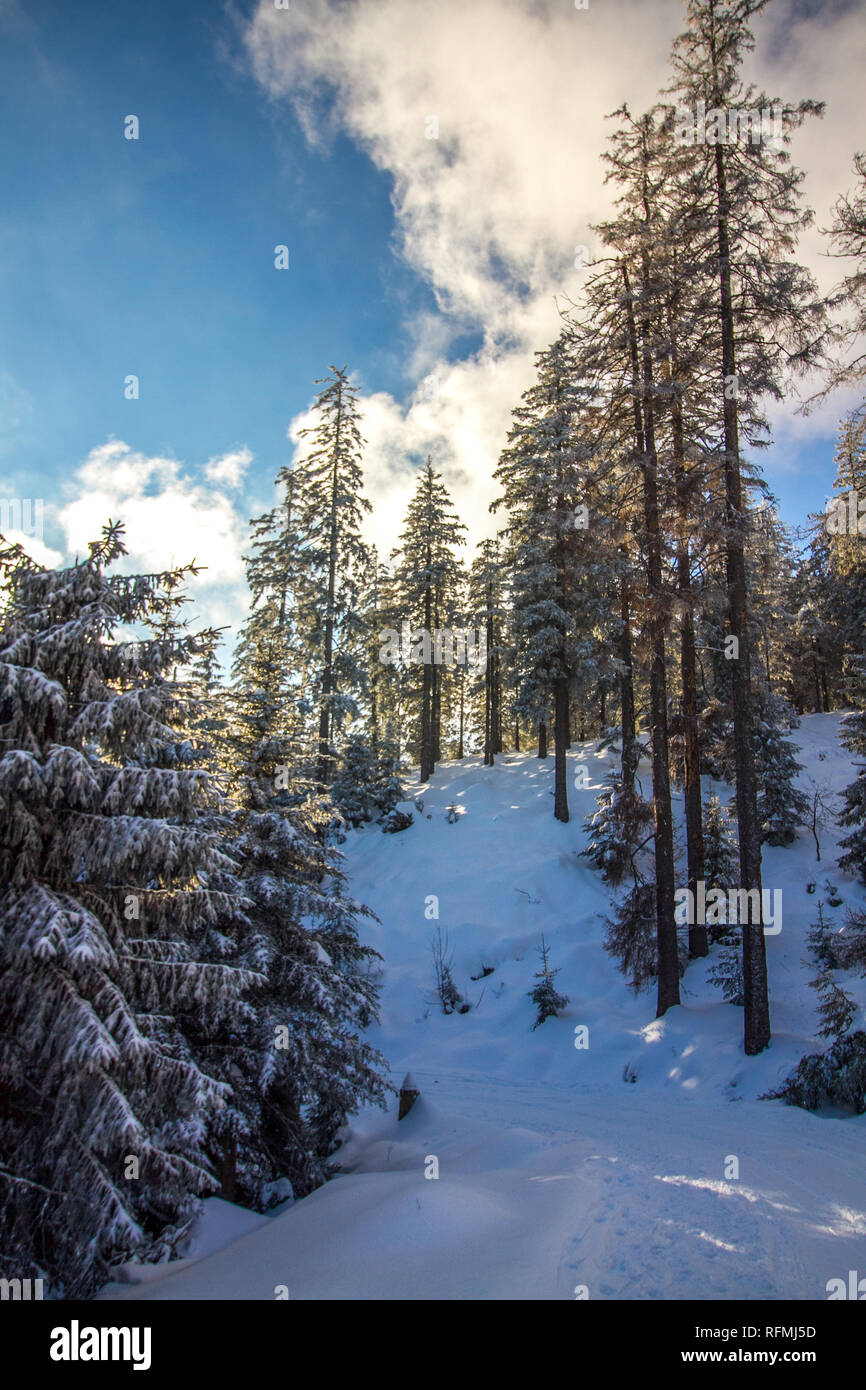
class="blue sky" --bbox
[1,0,863,629]
[0,0,434,506]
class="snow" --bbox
[101,713,866,1301]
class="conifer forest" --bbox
[2,0,866,1344]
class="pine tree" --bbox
[754,719,809,847]
[330,731,403,830]
[217,686,389,1202]
[390,458,466,781]
[838,659,866,883]
[0,525,253,1296]
[667,0,830,1053]
[806,901,842,971]
[493,332,608,823]
[702,792,738,892]
[469,537,507,766]
[823,151,866,392]
[809,967,856,1040]
[294,367,372,786]
[234,461,307,720]
[604,878,660,995]
[708,934,745,1006]
[584,773,653,886]
[528,935,569,1029]
[589,108,683,1010]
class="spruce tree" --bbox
[0,526,252,1296]
[390,458,466,781]
[528,935,569,1029]
[667,0,830,1053]
[294,367,372,786]
[837,659,866,883]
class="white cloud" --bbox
[204,447,253,489]
[245,0,866,534]
[1,530,63,568]
[56,440,251,638]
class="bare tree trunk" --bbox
[623,258,679,1016]
[317,389,343,787]
[620,574,638,792]
[420,560,435,781]
[219,1135,237,1203]
[554,676,570,822]
[672,397,707,959]
[712,125,770,1054]
[538,720,548,759]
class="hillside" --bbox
[102,713,866,1301]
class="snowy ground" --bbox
[102,713,866,1301]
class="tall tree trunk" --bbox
[219,1135,237,1203]
[712,114,770,1054]
[317,390,343,787]
[432,662,442,763]
[672,398,707,958]
[554,676,570,822]
[420,557,435,782]
[538,720,548,759]
[623,258,679,1016]
[620,574,638,792]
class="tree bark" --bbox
[554,676,570,822]
[672,396,707,958]
[538,720,548,759]
[623,257,679,1016]
[619,575,638,792]
[317,389,344,787]
[711,98,770,1053]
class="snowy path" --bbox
[103,715,866,1300]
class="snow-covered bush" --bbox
[763,1031,866,1114]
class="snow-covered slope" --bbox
[103,713,866,1301]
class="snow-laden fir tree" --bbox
[294,366,372,786]
[493,330,610,822]
[824,152,866,394]
[233,461,307,715]
[703,775,748,1002]
[707,934,745,1007]
[809,967,856,1040]
[221,542,391,1205]
[528,935,569,1029]
[583,773,653,887]
[0,526,255,1297]
[806,901,842,971]
[330,731,403,830]
[753,697,810,846]
[838,658,866,883]
[667,0,830,1054]
[702,792,738,893]
[468,537,507,765]
[763,1031,866,1114]
[389,458,466,782]
[604,876,661,995]
[720,691,810,847]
